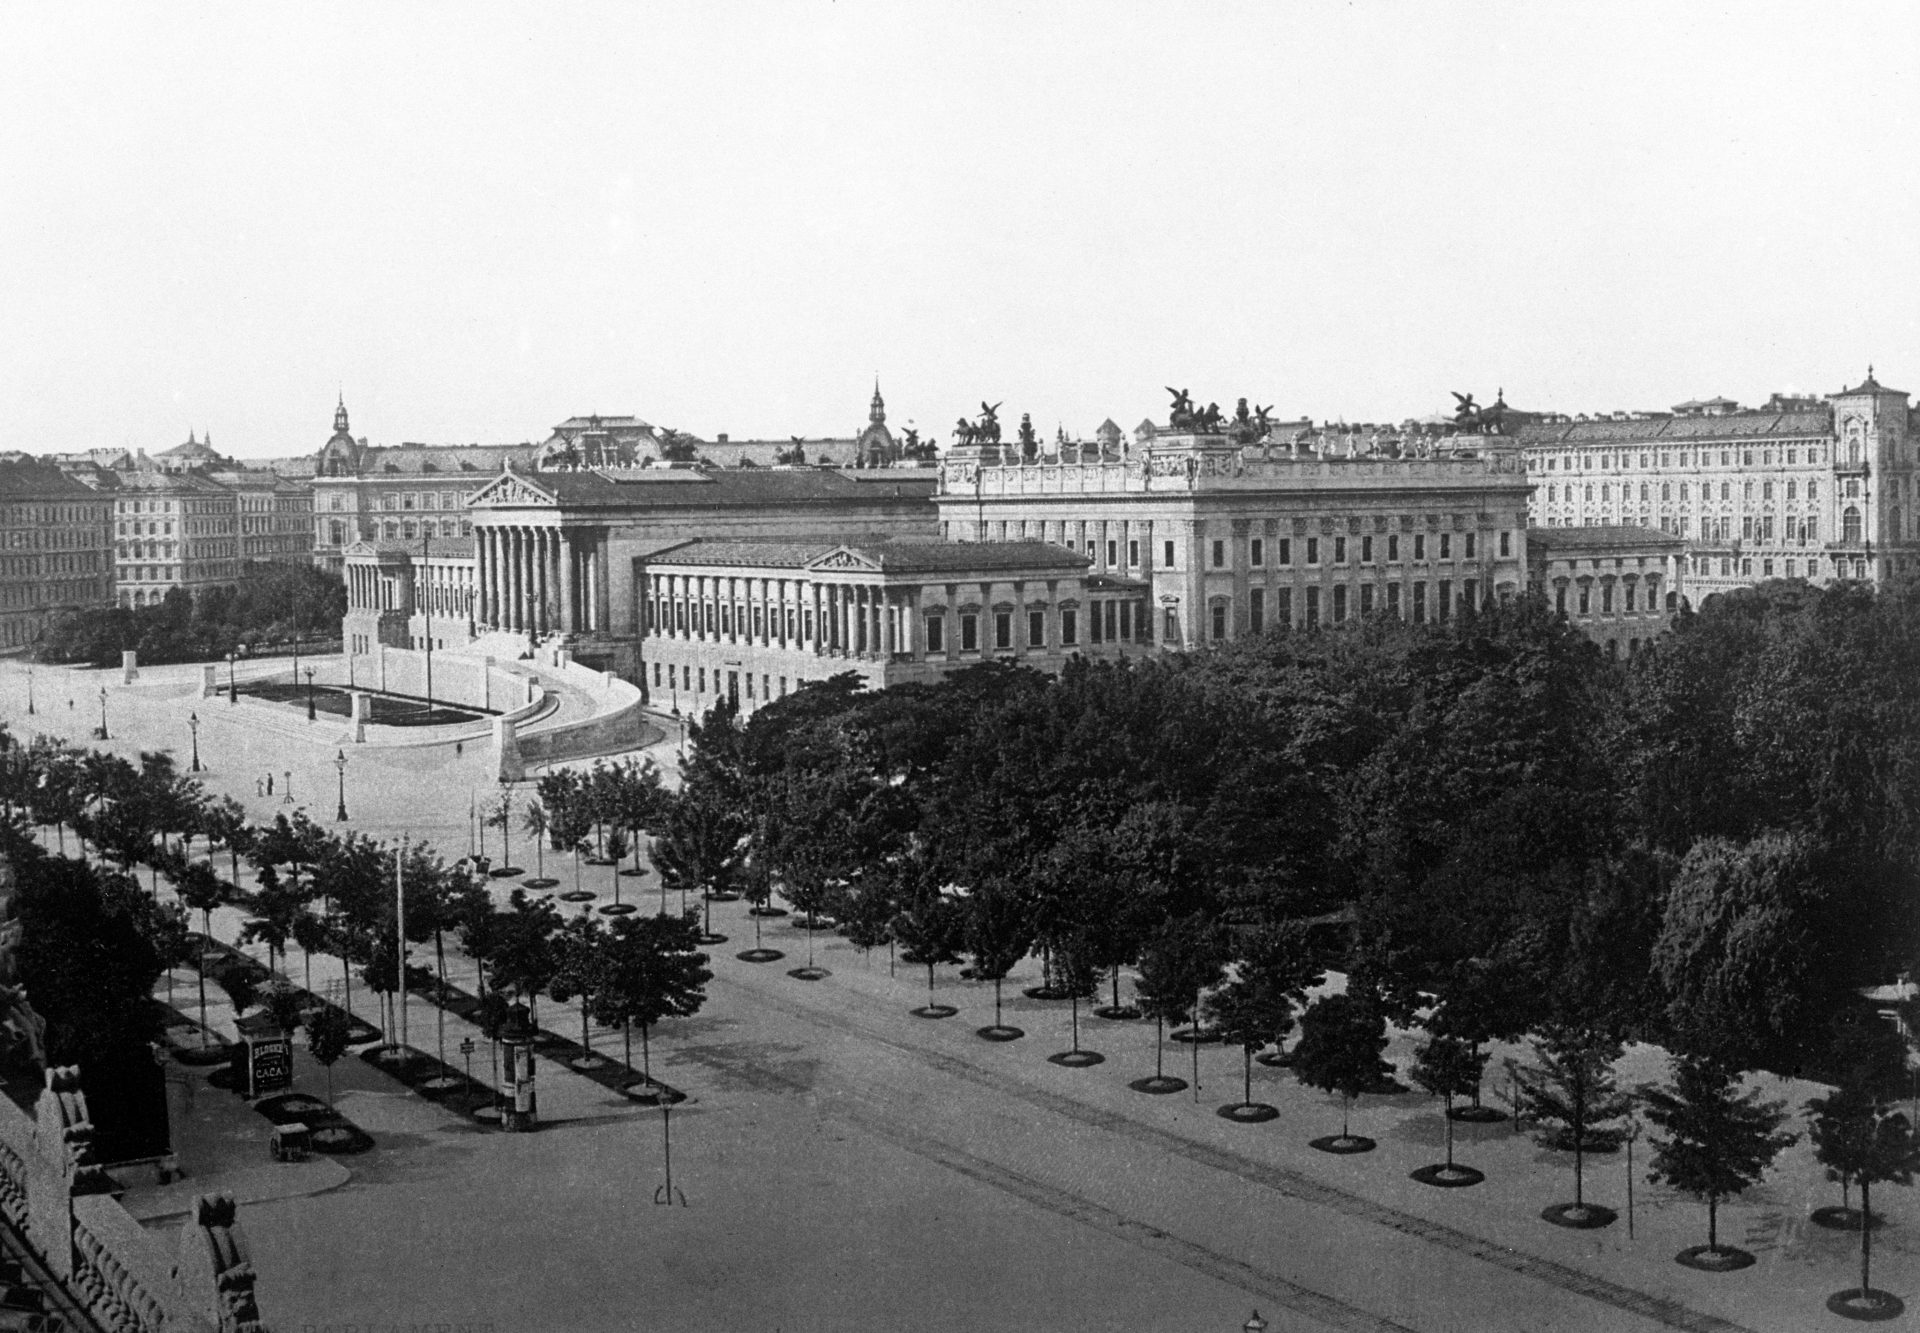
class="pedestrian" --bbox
[266,773,274,796]
[255,778,264,798]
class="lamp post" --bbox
[291,635,300,692]
[333,750,348,822]
[282,769,293,805]
[304,667,317,722]
[25,664,33,716]
[188,711,201,773]
[96,688,108,740]
[226,652,237,705]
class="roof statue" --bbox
[952,401,1003,448]
[1017,412,1038,461]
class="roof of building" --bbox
[1518,408,1832,445]
[0,460,101,499]
[1837,367,1904,397]
[551,415,652,431]
[347,534,477,559]
[1527,524,1686,553]
[155,435,226,463]
[206,468,309,493]
[477,466,940,511]
[645,537,1088,574]
[110,469,233,495]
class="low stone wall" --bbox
[0,1066,260,1331]
[517,660,649,767]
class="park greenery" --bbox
[39,561,346,667]
[0,574,1910,1299]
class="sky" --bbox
[3,3,1917,459]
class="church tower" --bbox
[856,378,896,468]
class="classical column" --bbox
[535,528,552,635]
[558,532,576,634]
[593,532,611,633]
[474,534,489,628]
[513,528,530,632]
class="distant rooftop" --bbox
[1528,524,1686,553]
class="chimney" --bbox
[716,433,729,444]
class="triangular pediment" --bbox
[341,540,381,557]
[804,546,883,572]
[468,469,558,508]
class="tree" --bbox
[1133,914,1226,1094]
[589,911,712,1091]
[1652,831,1839,1069]
[488,889,560,1026]
[963,880,1032,1037]
[1206,924,1321,1112]
[1807,1087,1917,1312]
[1292,992,1391,1145]
[521,800,551,884]
[217,964,258,1024]
[262,982,305,1035]
[1410,1033,1488,1176]
[1640,1056,1796,1263]
[548,915,607,1064]
[893,877,965,1017]
[1508,1024,1633,1222]
[175,861,226,1047]
[485,787,519,871]
[306,1006,352,1111]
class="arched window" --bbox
[1843,506,1862,543]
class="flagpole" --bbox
[397,835,408,1054]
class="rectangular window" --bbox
[1211,539,1225,568]
[1360,584,1374,615]
[1440,533,1452,559]
[961,614,978,652]
[1276,587,1292,629]
[1163,607,1178,641]
[1388,534,1400,562]
[924,614,943,653]
[1465,532,1477,558]
[1211,602,1227,640]
[1305,586,1320,629]
[1306,537,1320,565]
[1332,585,1348,622]
[1278,538,1291,565]
[1106,539,1118,568]
[994,611,1011,650]
[1060,609,1077,646]
[698,668,707,693]
[1128,539,1139,568]
[1499,530,1511,557]
[1414,534,1426,561]
[1361,535,1373,563]
[1578,583,1591,614]
[1438,578,1453,621]
[1104,602,1118,642]
[1464,578,1478,609]
[1028,610,1044,648]
[1250,538,1264,567]
[1118,601,1132,641]
[1386,582,1401,616]
[1163,540,1175,568]
[1333,536,1347,563]
[1250,588,1265,633]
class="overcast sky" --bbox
[4,3,1916,458]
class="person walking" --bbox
[265,773,274,796]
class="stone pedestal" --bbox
[121,651,138,684]
[350,692,370,744]
[200,664,217,698]
[493,716,525,783]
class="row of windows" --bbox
[1536,444,1827,472]
[1548,480,1822,504]
[3,505,103,524]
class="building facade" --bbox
[0,463,114,649]
[636,538,1145,715]
[208,468,313,566]
[309,398,538,570]
[1525,525,1686,658]
[1517,372,1918,602]
[110,468,243,606]
[341,536,478,655]
[463,466,942,682]
[933,427,1533,646]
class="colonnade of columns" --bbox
[474,524,609,636]
[646,574,917,659]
